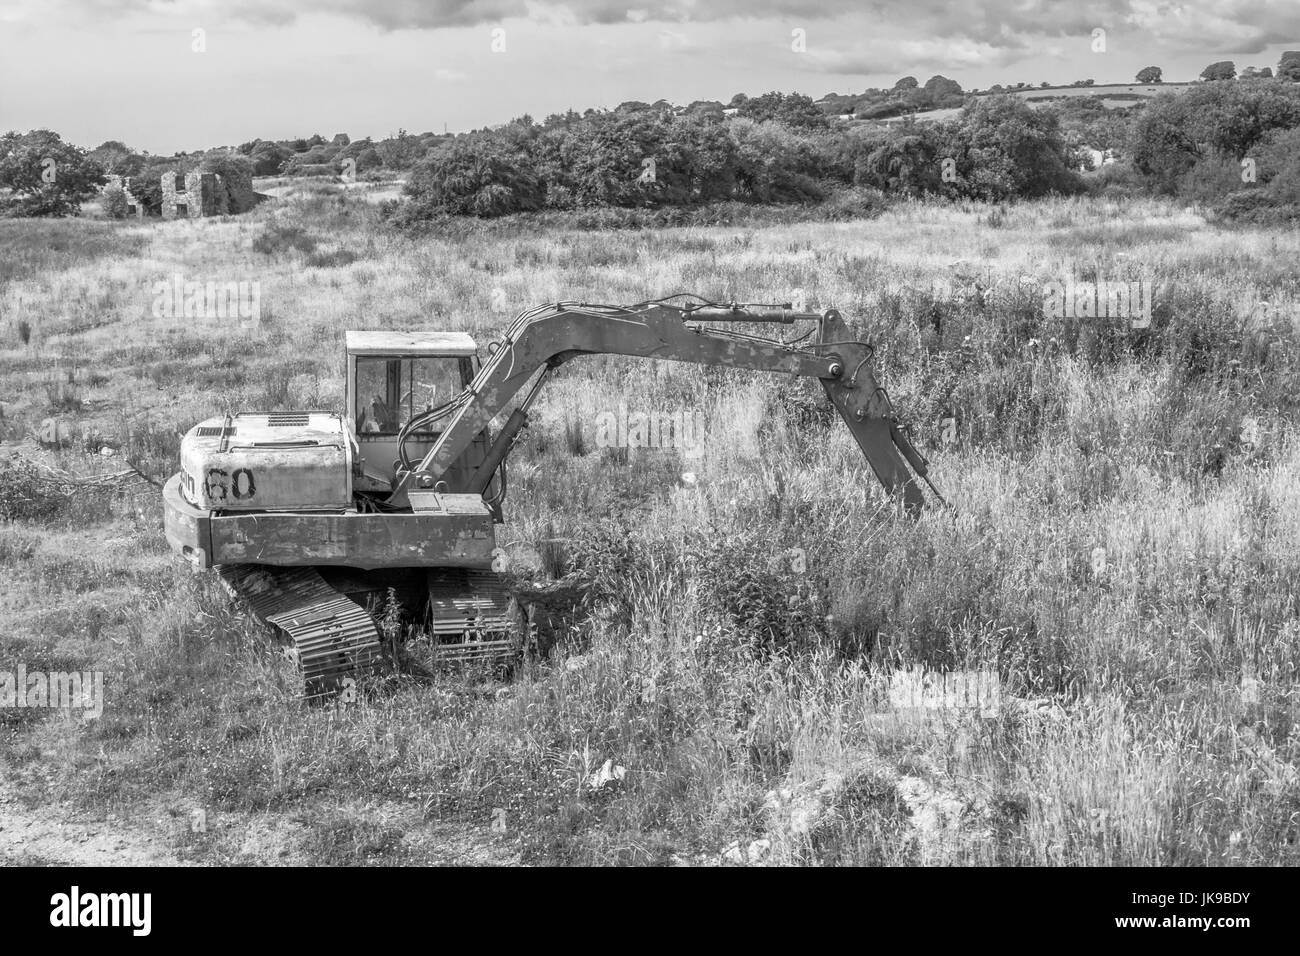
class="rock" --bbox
[764,772,845,838]
[721,838,771,865]
[896,776,967,837]
[638,675,657,704]
[100,446,115,457]
[586,759,626,793]
[1241,676,1261,706]
[1008,696,1069,723]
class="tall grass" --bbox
[2,191,1298,864]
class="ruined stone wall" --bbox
[103,175,144,219]
[160,171,226,219]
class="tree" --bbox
[923,75,964,104]
[1200,61,1236,81]
[405,127,543,217]
[856,127,943,195]
[249,141,291,175]
[942,96,1081,201]
[729,118,827,201]
[1137,66,1163,84]
[737,92,829,129]
[1129,104,1200,191]
[355,148,381,173]
[685,100,725,120]
[1279,52,1300,82]
[88,140,140,175]
[893,76,918,91]
[0,129,106,216]
[101,182,131,218]
[1127,78,1300,199]
[375,129,422,169]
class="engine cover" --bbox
[179,412,354,512]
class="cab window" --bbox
[355,356,465,435]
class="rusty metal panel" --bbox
[408,491,493,515]
[181,412,351,511]
[163,473,212,568]
[208,510,496,569]
[344,331,478,356]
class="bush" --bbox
[252,222,318,256]
[0,458,64,520]
[198,152,260,213]
[737,91,830,129]
[387,82,1297,219]
[101,183,130,218]
[1131,79,1300,195]
[304,248,360,268]
[939,96,1083,201]
[406,126,542,217]
[247,141,292,175]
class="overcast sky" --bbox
[1,0,1297,154]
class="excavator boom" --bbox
[390,301,931,513]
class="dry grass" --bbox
[1,189,1299,865]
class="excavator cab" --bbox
[344,332,487,489]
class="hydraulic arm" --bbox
[387,299,938,514]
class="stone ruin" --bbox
[102,169,269,220]
[161,170,222,219]
[103,175,144,219]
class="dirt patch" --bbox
[0,773,519,867]
[0,778,189,866]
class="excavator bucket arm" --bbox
[388,301,933,514]
[816,310,927,514]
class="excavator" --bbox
[163,297,942,697]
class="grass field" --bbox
[2,183,1299,865]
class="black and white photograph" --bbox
[0,0,1296,908]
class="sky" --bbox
[0,0,1298,154]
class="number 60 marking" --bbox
[204,467,257,501]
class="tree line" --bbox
[2,63,1299,223]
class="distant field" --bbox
[876,81,1196,126]
[2,186,1300,865]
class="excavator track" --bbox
[424,569,520,667]
[217,565,384,699]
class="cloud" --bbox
[13,0,1300,57]
[657,27,697,52]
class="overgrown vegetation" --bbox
[395,95,1084,220]
[2,190,1299,864]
